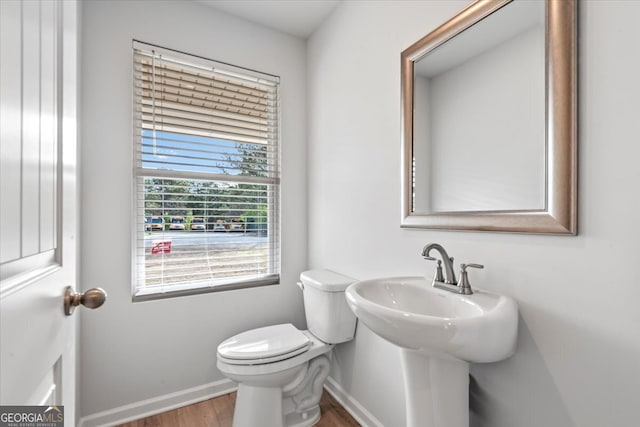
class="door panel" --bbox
[40,0,58,253]
[0,0,22,264]
[0,0,61,275]
[21,0,43,258]
[1,271,69,404]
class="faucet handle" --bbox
[457,263,484,295]
[425,257,445,283]
[460,263,484,271]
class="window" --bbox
[132,41,280,301]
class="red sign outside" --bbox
[151,240,172,254]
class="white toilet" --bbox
[217,269,358,427]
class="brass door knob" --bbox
[64,286,107,316]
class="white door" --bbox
[0,1,85,425]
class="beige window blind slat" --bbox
[135,87,270,119]
[134,55,273,94]
[138,79,270,115]
[137,69,270,106]
[138,99,268,129]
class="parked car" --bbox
[148,216,164,231]
[169,216,186,231]
[190,217,205,231]
[228,218,245,232]
[144,217,151,232]
[213,220,226,232]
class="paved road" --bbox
[143,231,268,248]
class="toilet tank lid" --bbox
[300,269,356,292]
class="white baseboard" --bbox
[78,376,381,427]
[78,378,236,427]
[324,377,384,427]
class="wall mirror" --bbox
[401,0,576,234]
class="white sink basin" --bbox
[345,276,518,363]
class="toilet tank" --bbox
[299,269,358,344]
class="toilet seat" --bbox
[217,324,312,366]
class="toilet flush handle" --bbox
[296,281,304,291]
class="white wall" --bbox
[80,0,307,418]
[308,1,640,426]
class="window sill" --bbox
[132,274,280,302]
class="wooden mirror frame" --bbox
[401,0,577,234]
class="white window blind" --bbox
[132,41,280,300]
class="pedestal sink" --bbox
[345,277,518,427]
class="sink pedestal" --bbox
[345,277,518,426]
[400,349,469,427]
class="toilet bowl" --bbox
[217,325,333,427]
[216,270,358,427]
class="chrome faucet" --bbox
[422,243,484,295]
[422,243,456,284]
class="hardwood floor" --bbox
[117,390,360,427]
